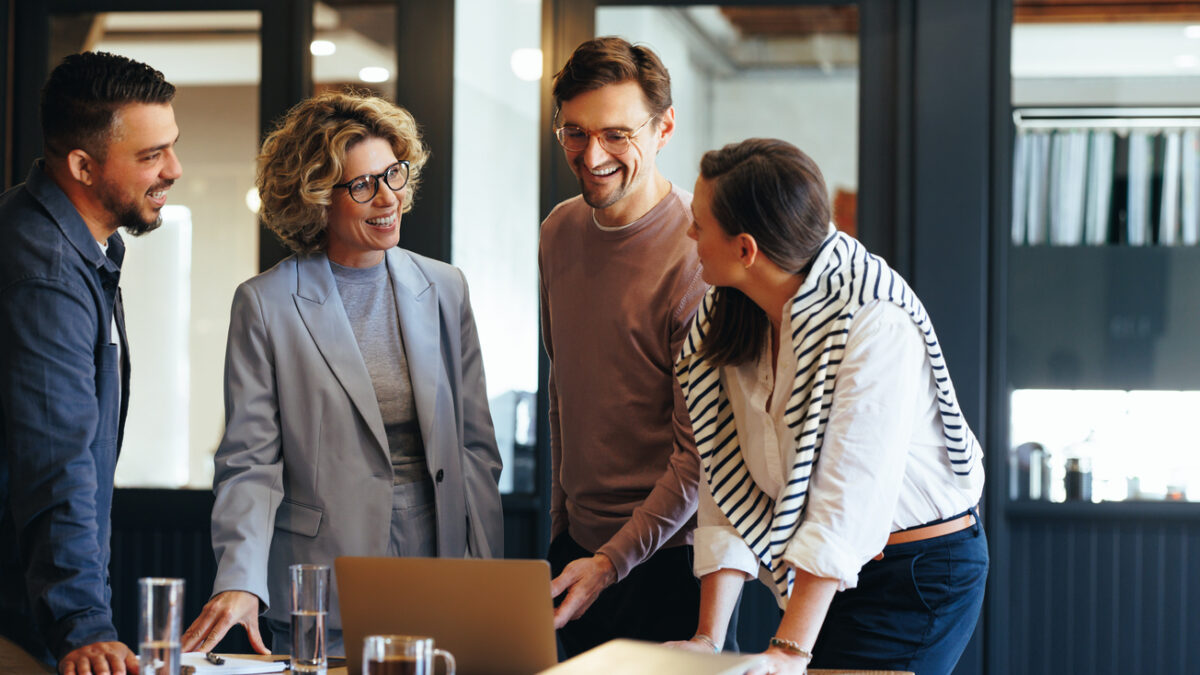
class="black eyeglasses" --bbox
[333,160,410,204]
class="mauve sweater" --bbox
[538,186,707,581]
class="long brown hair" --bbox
[696,138,831,367]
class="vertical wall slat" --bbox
[1009,507,1200,675]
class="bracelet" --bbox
[692,633,721,653]
[768,636,813,661]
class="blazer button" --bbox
[435,469,445,483]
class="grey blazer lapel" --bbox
[292,253,390,456]
[386,249,443,455]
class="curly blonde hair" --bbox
[257,90,429,254]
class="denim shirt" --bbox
[0,161,130,666]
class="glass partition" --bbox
[50,11,263,489]
[452,0,542,494]
[595,5,860,235]
[311,2,396,99]
[1007,18,1200,503]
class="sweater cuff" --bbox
[596,539,636,582]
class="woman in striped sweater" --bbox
[670,138,987,675]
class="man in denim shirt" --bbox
[0,52,181,674]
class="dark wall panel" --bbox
[1007,506,1200,675]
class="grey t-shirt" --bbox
[330,258,426,484]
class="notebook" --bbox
[336,556,557,675]
[538,639,761,675]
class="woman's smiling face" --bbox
[325,136,404,267]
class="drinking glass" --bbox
[138,577,185,675]
[290,564,330,673]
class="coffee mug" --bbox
[362,635,455,675]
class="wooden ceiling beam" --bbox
[1015,1,1200,23]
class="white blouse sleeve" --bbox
[693,469,761,579]
[780,300,926,590]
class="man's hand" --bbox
[181,590,269,655]
[58,641,138,675]
[550,553,617,629]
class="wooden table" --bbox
[229,654,911,674]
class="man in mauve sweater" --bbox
[539,37,715,657]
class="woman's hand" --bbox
[181,590,269,655]
[663,635,720,653]
[742,647,811,675]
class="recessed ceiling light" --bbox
[1175,54,1199,68]
[310,40,336,56]
[359,66,391,83]
[510,48,543,81]
[1185,25,1200,39]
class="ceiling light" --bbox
[1175,54,1199,68]
[310,40,336,56]
[244,187,261,214]
[510,48,543,82]
[359,66,391,83]
[1185,25,1200,39]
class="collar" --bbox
[26,159,124,272]
[295,247,432,303]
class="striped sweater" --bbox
[675,229,981,605]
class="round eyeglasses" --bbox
[553,114,657,154]
[333,160,410,204]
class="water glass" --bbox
[362,635,455,675]
[138,577,185,675]
[290,564,330,673]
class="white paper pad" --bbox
[180,653,287,674]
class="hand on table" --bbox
[181,590,269,655]
[663,636,720,654]
[742,647,810,675]
[550,553,617,629]
[58,641,138,675]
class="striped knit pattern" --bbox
[675,230,981,604]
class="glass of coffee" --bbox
[362,635,455,675]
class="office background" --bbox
[2,1,1198,673]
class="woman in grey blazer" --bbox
[182,91,503,656]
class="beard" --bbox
[574,159,631,210]
[97,178,169,237]
[579,179,624,210]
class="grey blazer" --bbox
[209,248,503,628]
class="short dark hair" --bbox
[41,51,176,161]
[696,138,831,367]
[552,36,672,118]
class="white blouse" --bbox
[693,299,985,591]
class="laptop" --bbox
[336,556,557,675]
[538,639,761,675]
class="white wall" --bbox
[596,8,859,198]
[711,72,858,198]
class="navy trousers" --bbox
[807,515,988,675]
